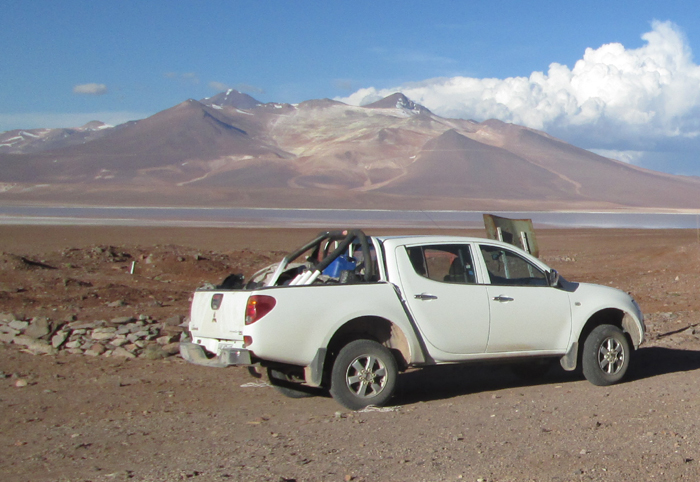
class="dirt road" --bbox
[1,226,700,481]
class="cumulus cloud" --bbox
[73,83,108,95]
[337,21,700,172]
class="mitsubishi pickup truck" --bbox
[180,229,645,410]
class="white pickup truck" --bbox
[181,229,644,410]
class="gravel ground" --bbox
[1,226,700,481]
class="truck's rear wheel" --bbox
[330,339,398,410]
[267,368,315,399]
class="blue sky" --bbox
[4,1,700,175]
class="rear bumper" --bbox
[179,342,252,368]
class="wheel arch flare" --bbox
[324,316,412,371]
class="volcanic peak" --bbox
[365,93,431,115]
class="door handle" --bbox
[492,295,514,302]
[414,293,438,300]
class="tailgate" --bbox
[189,290,249,341]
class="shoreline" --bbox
[2,205,700,229]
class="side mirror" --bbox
[547,269,560,287]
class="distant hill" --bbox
[2,89,700,210]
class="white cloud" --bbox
[73,83,108,95]
[234,83,265,94]
[0,111,150,132]
[336,21,700,170]
[182,72,199,84]
[209,81,229,92]
[589,149,646,165]
[370,47,456,65]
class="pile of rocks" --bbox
[0,312,185,360]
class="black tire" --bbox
[582,324,631,386]
[510,359,553,381]
[329,339,398,410]
[267,368,315,399]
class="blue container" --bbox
[322,255,356,278]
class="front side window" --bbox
[479,245,547,286]
[406,245,476,284]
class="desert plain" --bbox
[1,225,700,481]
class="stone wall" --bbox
[0,312,184,359]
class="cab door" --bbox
[396,243,490,355]
[478,244,572,353]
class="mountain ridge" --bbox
[2,90,700,210]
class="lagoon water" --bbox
[1,205,700,229]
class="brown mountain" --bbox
[379,129,568,199]
[2,91,700,210]
[0,121,112,155]
[0,100,292,184]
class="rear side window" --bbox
[406,245,476,284]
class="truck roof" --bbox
[374,235,507,245]
[374,234,540,264]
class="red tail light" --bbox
[245,295,276,325]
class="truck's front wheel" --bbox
[330,339,398,410]
[582,324,631,386]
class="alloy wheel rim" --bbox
[597,337,625,374]
[345,354,387,398]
